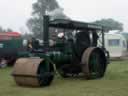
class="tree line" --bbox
[26,0,124,38]
[0,0,124,36]
[0,26,13,32]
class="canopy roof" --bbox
[49,19,103,30]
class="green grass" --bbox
[1,61,128,96]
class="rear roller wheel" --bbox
[81,47,107,79]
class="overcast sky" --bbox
[0,0,128,33]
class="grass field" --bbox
[0,60,128,96]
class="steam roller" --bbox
[12,15,109,87]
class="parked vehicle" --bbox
[0,32,23,65]
[104,33,127,58]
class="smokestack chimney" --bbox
[43,15,49,47]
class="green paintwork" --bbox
[0,38,23,49]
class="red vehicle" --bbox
[0,32,21,40]
[0,32,22,66]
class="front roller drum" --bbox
[12,58,54,87]
[81,47,107,79]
